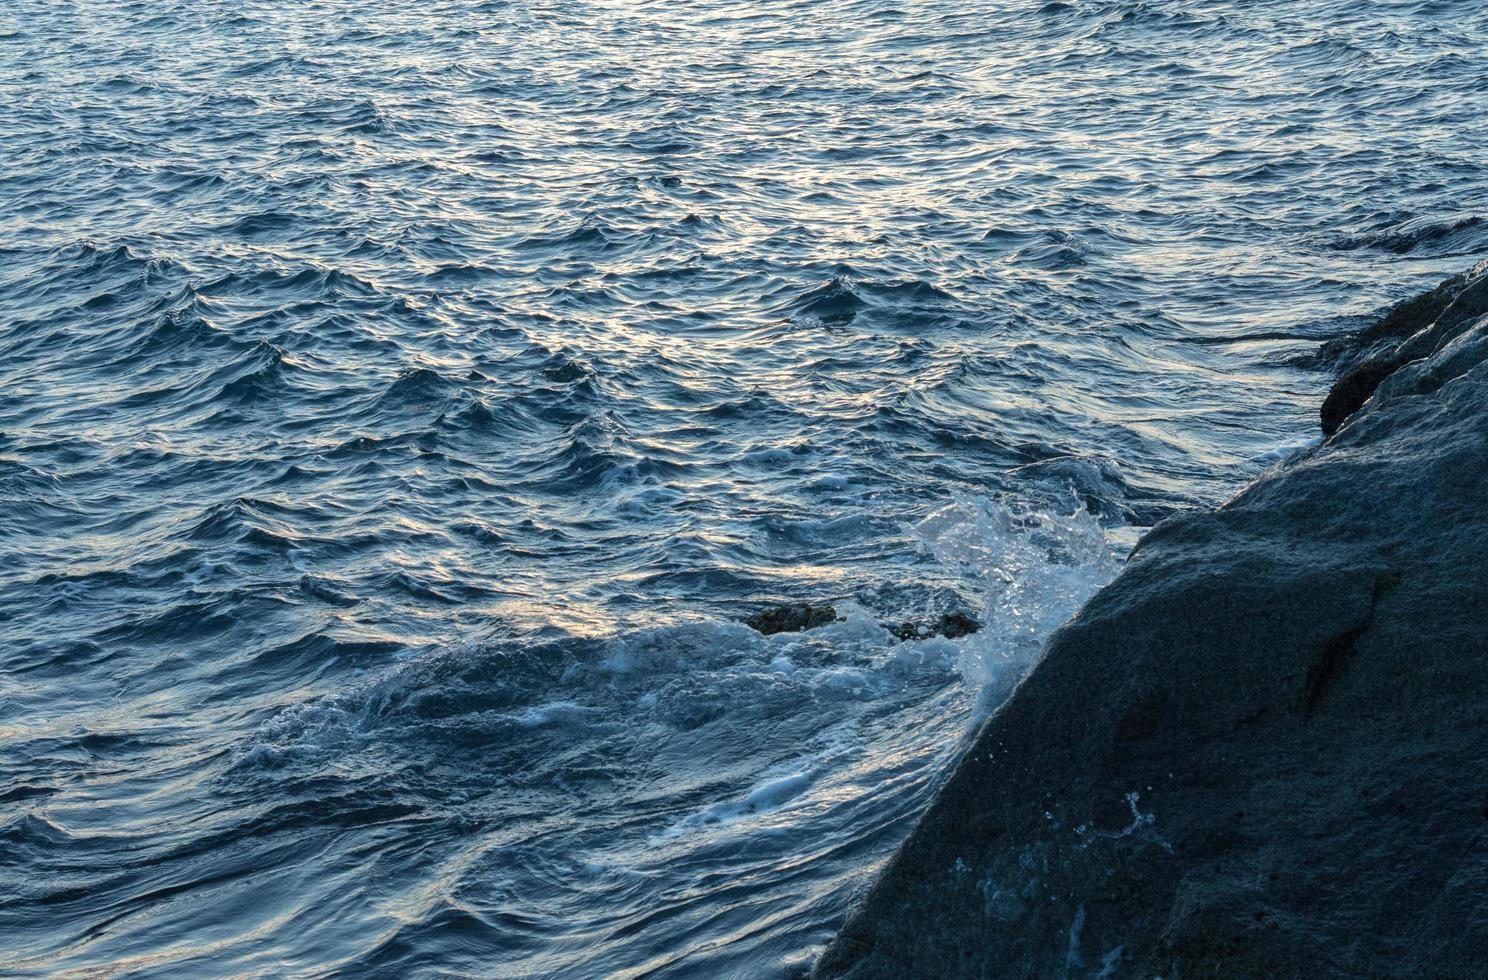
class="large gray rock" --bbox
[816,275,1488,979]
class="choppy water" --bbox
[3,0,1486,976]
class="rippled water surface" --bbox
[3,0,1487,975]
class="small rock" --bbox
[890,611,982,642]
[744,603,839,635]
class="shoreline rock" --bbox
[1319,260,1488,434]
[815,267,1488,978]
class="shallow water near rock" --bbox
[2,1,1487,976]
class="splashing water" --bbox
[915,496,1120,711]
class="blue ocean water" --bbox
[2,0,1486,975]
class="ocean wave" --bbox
[1324,214,1488,257]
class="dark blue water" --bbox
[3,0,1486,975]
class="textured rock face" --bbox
[816,277,1488,979]
[1320,260,1488,434]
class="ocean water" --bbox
[3,0,1487,976]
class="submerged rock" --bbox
[744,603,840,635]
[889,611,982,642]
[744,603,983,643]
[817,271,1488,978]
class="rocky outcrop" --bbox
[1320,260,1488,434]
[816,270,1488,979]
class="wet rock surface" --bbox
[889,611,982,642]
[745,604,983,642]
[816,271,1488,979]
[744,603,841,635]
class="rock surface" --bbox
[744,604,983,641]
[890,611,982,643]
[745,603,842,635]
[815,272,1488,979]
[1320,260,1488,434]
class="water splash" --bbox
[915,495,1120,711]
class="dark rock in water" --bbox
[1320,259,1488,434]
[817,272,1488,978]
[744,603,983,642]
[745,603,840,635]
[890,611,982,642]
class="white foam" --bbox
[501,701,598,728]
[668,768,815,834]
[1253,434,1322,466]
[913,494,1119,715]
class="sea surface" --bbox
[3,0,1486,976]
